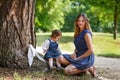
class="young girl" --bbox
[42,29,63,71]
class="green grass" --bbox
[36,32,120,58]
[93,33,120,58]
[0,68,92,80]
[0,32,119,80]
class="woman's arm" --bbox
[75,33,94,60]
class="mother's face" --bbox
[77,16,86,30]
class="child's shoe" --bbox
[49,66,56,71]
[56,66,64,71]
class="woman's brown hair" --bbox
[74,13,92,38]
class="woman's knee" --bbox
[58,55,63,62]
[64,67,78,75]
[58,55,69,64]
[64,64,80,75]
[64,67,71,75]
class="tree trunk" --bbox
[113,0,119,39]
[0,0,36,68]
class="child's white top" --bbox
[42,39,62,54]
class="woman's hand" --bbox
[74,58,79,60]
[70,53,76,59]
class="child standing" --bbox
[42,29,63,71]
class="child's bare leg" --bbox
[48,58,53,67]
[56,58,61,67]
[56,58,64,70]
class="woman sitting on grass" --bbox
[58,13,97,77]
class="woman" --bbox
[58,13,97,77]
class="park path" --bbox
[36,46,120,70]
[95,56,120,70]
[36,47,120,80]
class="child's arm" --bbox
[42,39,50,54]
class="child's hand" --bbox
[43,50,47,54]
[70,53,76,59]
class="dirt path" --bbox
[95,56,120,70]
[36,47,120,80]
[94,56,120,80]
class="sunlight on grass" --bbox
[13,71,32,80]
[13,71,22,80]
[93,32,120,58]
[31,71,45,78]
[0,78,4,80]
[36,32,120,58]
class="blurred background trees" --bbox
[35,0,120,39]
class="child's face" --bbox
[53,35,61,41]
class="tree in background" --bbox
[62,1,91,32]
[35,0,66,32]
[84,0,120,39]
[0,0,36,68]
[35,0,120,39]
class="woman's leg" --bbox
[58,55,70,65]
[64,64,97,77]
[88,66,97,77]
[64,64,81,75]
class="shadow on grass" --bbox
[36,34,74,46]
[59,36,73,43]
[97,53,120,58]
[94,33,120,38]
[94,33,113,37]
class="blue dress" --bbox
[63,30,94,70]
[44,39,61,60]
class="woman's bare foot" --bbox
[88,66,97,77]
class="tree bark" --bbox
[113,0,119,39]
[0,0,36,68]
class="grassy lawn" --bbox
[0,32,119,80]
[93,33,120,58]
[36,32,120,58]
[0,67,93,80]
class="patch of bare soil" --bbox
[0,56,120,80]
[94,56,120,80]
[36,47,120,80]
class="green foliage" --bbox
[84,0,120,33]
[35,0,120,34]
[62,1,91,32]
[35,0,66,32]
